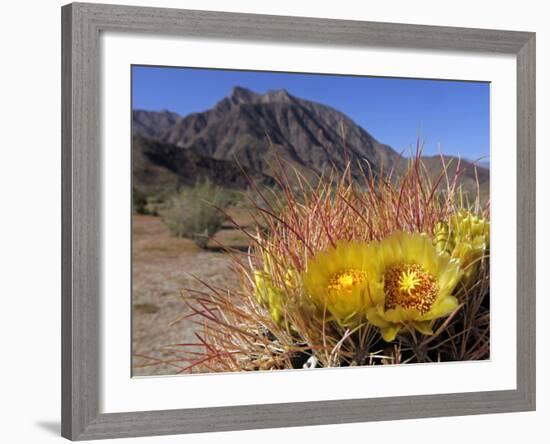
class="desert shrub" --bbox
[132,187,149,215]
[162,181,232,248]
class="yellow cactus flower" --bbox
[253,246,297,327]
[434,210,490,289]
[367,232,462,341]
[303,241,382,326]
[254,270,286,326]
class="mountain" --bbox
[133,86,399,186]
[132,86,488,200]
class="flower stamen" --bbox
[384,264,438,314]
[328,269,367,294]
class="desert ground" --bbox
[132,211,252,376]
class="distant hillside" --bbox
[133,86,488,201]
[132,135,275,194]
[419,155,490,204]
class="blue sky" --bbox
[132,66,490,161]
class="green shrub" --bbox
[133,187,149,215]
[162,182,232,248]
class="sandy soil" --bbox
[132,213,250,376]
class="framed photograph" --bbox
[61,2,536,440]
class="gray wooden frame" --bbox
[61,2,536,440]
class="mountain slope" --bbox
[133,86,399,184]
[132,135,275,194]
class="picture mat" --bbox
[101,32,516,413]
